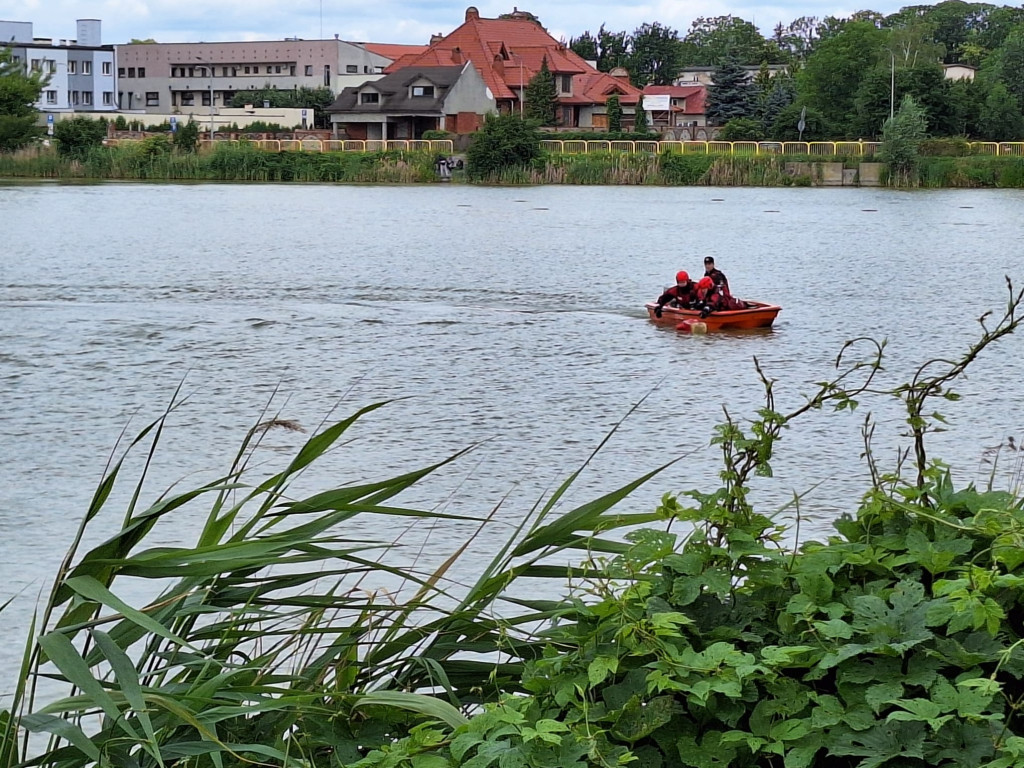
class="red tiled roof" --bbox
[643,84,706,114]
[362,43,429,60]
[573,71,641,106]
[384,7,634,104]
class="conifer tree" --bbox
[524,57,558,126]
[705,52,754,125]
[634,99,648,132]
[605,94,622,132]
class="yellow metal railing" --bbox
[102,137,1024,157]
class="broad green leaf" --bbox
[353,691,468,729]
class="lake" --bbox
[2,181,1023,688]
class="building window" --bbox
[275,65,281,73]
[290,65,295,76]
[102,91,113,105]
[360,92,379,104]
[181,92,194,106]
[138,67,145,77]
[323,65,330,85]
[231,67,238,76]
[560,74,572,93]
[411,85,434,97]
[202,90,211,106]
[305,65,313,76]
[71,91,79,105]
[68,60,77,74]
[364,65,370,73]
[146,91,159,106]
[45,90,57,104]
[82,61,91,75]
[244,66,250,74]
[345,64,357,73]
[375,66,385,73]
[82,91,93,105]
[48,60,57,73]
[30,59,40,71]
[102,61,111,75]
[188,67,194,77]
[128,67,135,77]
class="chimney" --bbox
[492,55,505,77]
[430,33,444,44]
[452,46,463,64]
[609,66,630,81]
[465,6,480,21]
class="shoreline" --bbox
[2,147,1024,188]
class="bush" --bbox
[919,137,971,156]
[466,113,543,181]
[718,116,762,141]
[659,152,715,183]
[52,116,107,160]
[421,129,453,140]
[172,119,200,153]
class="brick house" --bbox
[383,7,643,130]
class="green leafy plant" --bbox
[466,113,543,181]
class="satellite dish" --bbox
[485,87,493,100]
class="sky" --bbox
[5,0,926,47]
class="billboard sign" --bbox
[642,94,671,112]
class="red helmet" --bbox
[675,271,689,283]
[698,276,714,290]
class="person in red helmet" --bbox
[653,271,697,317]
[694,276,725,318]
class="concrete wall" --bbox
[0,20,33,43]
[784,162,883,187]
[440,62,495,116]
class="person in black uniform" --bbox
[654,271,697,317]
[703,256,730,296]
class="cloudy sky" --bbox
[6,0,919,46]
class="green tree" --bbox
[523,56,558,126]
[704,53,754,124]
[719,116,762,139]
[799,21,887,136]
[989,24,1024,108]
[771,15,821,61]
[633,99,648,132]
[569,31,598,62]
[976,80,1024,139]
[757,73,796,133]
[605,94,622,132]
[881,93,929,185]
[768,102,830,139]
[52,116,107,159]
[852,61,953,138]
[627,22,687,86]
[466,113,542,180]
[684,15,779,65]
[173,118,200,153]
[0,46,47,151]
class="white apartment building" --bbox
[0,19,118,113]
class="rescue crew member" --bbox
[694,276,723,318]
[654,271,697,317]
[703,257,730,296]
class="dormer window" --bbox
[360,92,380,104]
[411,85,434,97]
[559,74,572,94]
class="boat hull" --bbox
[645,301,781,331]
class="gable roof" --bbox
[326,65,466,113]
[361,42,429,61]
[383,6,635,103]
[643,84,706,114]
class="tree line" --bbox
[568,1,1024,140]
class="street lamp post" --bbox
[889,50,895,122]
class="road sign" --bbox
[797,106,806,140]
[301,108,307,117]
[46,113,54,135]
